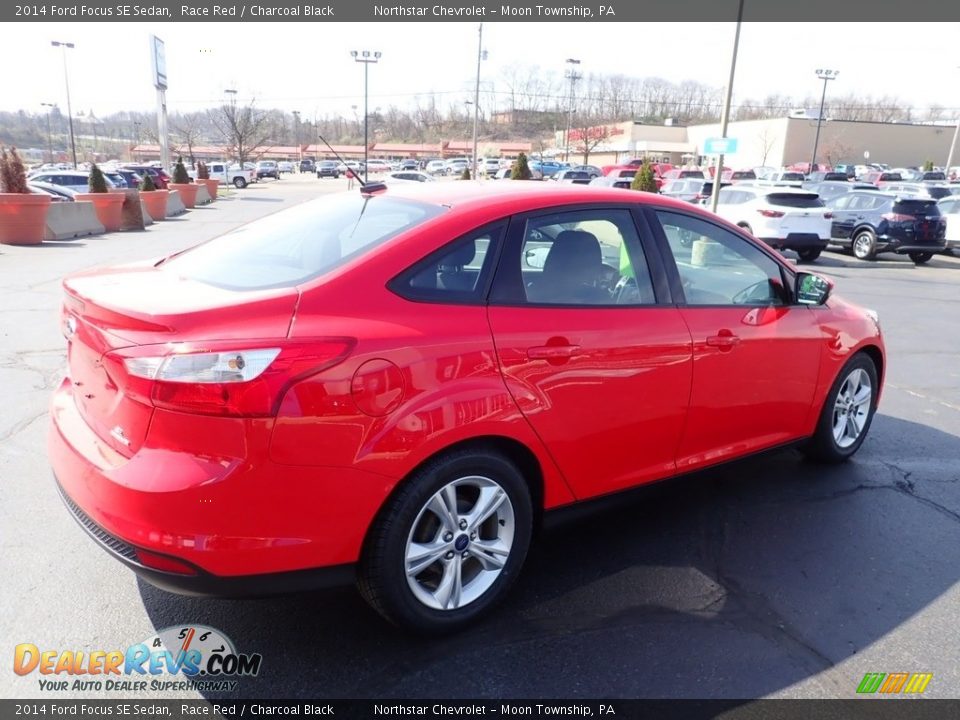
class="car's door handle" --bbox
[527,344,581,360]
[706,331,741,350]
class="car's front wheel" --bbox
[358,448,532,633]
[233,177,246,189]
[909,252,933,265]
[797,248,822,262]
[801,353,879,463]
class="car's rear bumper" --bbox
[759,233,828,250]
[49,377,394,590]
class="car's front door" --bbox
[487,207,693,500]
[649,209,824,472]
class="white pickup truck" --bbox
[190,162,256,188]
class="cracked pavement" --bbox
[2,176,959,700]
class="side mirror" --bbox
[795,272,833,305]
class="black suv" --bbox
[827,191,946,264]
[299,159,316,173]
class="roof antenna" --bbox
[316,131,386,195]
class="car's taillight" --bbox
[881,213,914,222]
[758,209,785,218]
[823,212,834,219]
[107,339,354,417]
[135,549,198,575]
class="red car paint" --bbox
[49,182,884,588]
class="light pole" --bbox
[351,49,381,182]
[563,58,582,163]
[810,69,838,175]
[133,120,142,162]
[945,66,960,180]
[709,0,745,213]
[51,41,77,168]
[292,110,301,166]
[224,89,238,163]
[470,24,486,179]
[41,102,55,163]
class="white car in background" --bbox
[384,171,436,184]
[425,160,447,175]
[711,186,832,262]
[481,158,502,176]
[938,196,960,250]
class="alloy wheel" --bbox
[832,368,872,448]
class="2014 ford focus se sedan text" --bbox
[49,182,885,632]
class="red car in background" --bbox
[50,182,885,633]
[601,159,674,189]
[122,165,171,189]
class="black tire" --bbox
[737,223,754,236]
[909,252,933,265]
[233,177,246,189]
[852,229,877,261]
[358,447,533,634]
[797,248,822,262]
[801,353,879,464]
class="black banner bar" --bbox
[4,0,960,22]
[2,700,959,720]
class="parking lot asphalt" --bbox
[2,174,958,701]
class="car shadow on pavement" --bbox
[138,413,960,699]
[815,251,960,270]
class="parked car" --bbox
[492,168,513,180]
[29,181,78,202]
[763,171,806,187]
[337,161,361,175]
[805,172,849,183]
[711,187,832,262]
[864,171,902,185]
[363,159,392,174]
[661,168,705,183]
[727,170,757,183]
[827,191,946,263]
[103,171,129,189]
[568,165,602,178]
[278,161,295,174]
[528,160,565,179]
[444,159,470,176]
[803,181,878,204]
[113,169,143,189]
[256,161,280,180]
[661,179,730,204]
[426,160,448,175]
[833,164,857,179]
[26,170,117,192]
[920,171,946,182]
[123,165,170,189]
[316,161,340,179]
[399,159,420,171]
[384,171,435,184]
[588,176,633,189]
[50,182,885,633]
[188,162,255,189]
[938,196,960,250]
[552,170,594,185]
[879,183,955,200]
[299,159,316,173]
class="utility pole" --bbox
[709,0,744,214]
[563,58,582,163]
[810,69,839,175]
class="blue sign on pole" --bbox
[704,137,738,154]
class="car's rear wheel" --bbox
[852,230,877,260]
[909,252,933,265]
[233,177,246,189]
[797,248,822,262]
[801,353,878,464]
[358,448,532,633]
[737,222,754,236]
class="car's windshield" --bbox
[164,194,446,290]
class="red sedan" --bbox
[50,182,885,632]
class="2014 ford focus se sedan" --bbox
[50,182,885,633]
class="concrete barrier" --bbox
[140,202,154,226]
[166,189,187,217]
[194,184,213,205]
[44,201,105,240]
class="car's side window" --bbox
[518,209,655,306]
[655,210,787,307]
[391,223,505,304]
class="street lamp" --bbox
[51,41,77,168]
[351,49,381,182]
[709,0,745,213]
[810,69,839,175]
[563,58,582,163]
[40,102,56,163]
[945,66,960,180]
[133,120,142,162]
[470,24,487,178]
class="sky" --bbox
[4,21,960,120]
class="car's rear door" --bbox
[486,206,693,500]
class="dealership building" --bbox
[560,116,959,170]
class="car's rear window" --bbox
[892,199,939,216]
[164,194,445,290]
[765,193,824,208]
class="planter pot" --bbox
[199,178,218,201]
[0,193,52,245]
[168,183,199,209]
[140,190,169,221]
[75,192,125,232]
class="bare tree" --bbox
[756,126,777,165]
[170,112,208,166]
[209,99,272,166]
